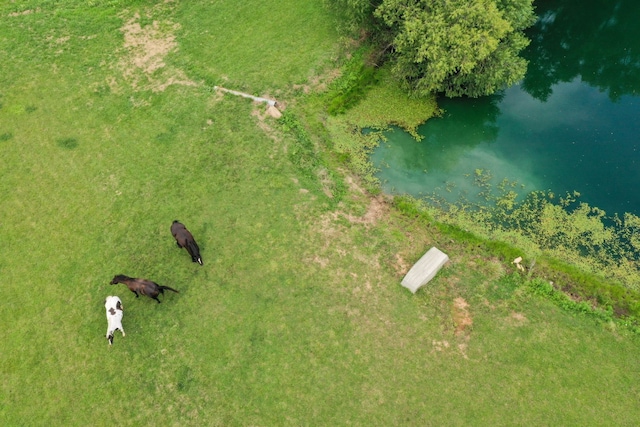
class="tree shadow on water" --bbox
[522,0,640,102]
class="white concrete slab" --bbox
[401,247,449,293]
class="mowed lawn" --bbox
[1,1,640,426]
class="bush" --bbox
[326,51,378,115]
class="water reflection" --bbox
[374,80,640,214]
[523,0,640,101]
[372,0,640,215]
[372,88,542,204]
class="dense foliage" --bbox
[327,0,536,97]
[324,49,379,115]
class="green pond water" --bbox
[371,0,640,216]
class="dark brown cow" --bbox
[171,220,203,265]
[110,274,179,304]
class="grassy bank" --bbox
[2,1,640,425]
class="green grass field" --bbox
[2,1,640,426]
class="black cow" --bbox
[170,220,203,265]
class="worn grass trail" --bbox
[1,1,640,426]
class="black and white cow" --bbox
[105,296,125,345]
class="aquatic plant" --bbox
[418,172,640,315]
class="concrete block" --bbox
[401,247,449,294]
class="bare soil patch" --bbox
[293,67,342,94]
[393,253,411,277]
[316,193,390,230]
[8,9,38,17]
[452,297,473,336]
[117,12,196,92]
[507,311,528,327]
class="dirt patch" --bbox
[329,176,390,225]
[8,9,39,17]
[266,105,282,119]
[250,106,285,155]
[121,14,176,74]
[251,103,284,125]
[507,311,528,327]
[450,298,473,358]
[452,297,473,336]
[303,173,393,289]
[316,194,389,231]
[117,12,197,92]
[312,211,347,256]
[312,255,329,268]
[53,36,70,45]
[343,176,392,225]
[352,195,389,226]
[393,253,410,277]
[317,168,336,199]
[344,174,366,195]
[432,340,450,352]
[293,67,342,94]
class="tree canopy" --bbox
[327,0,536,98]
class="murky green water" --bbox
[372,0,640,216]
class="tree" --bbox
[327,0,536,98]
